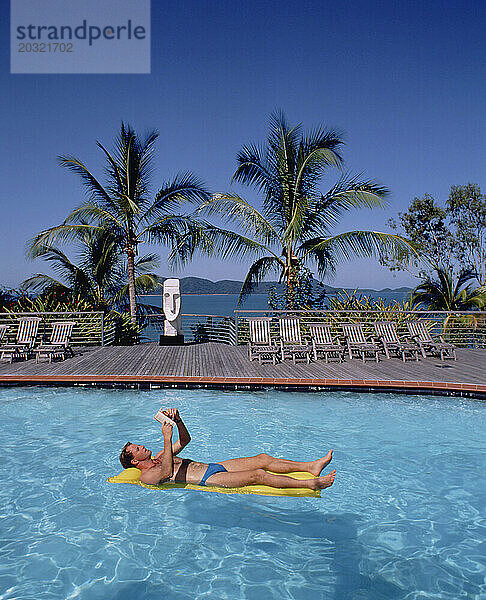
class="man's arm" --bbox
[140,422,174,485]
[172,414,191,455]
[157,408,191,455]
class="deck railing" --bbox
[142,313,238,345]
[234,309,486,348]
[129,309,486,348]
[3,310,483,348]
[0,311,114,346]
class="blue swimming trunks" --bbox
[199,463,227,486]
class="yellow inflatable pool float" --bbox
[107,468,321,497]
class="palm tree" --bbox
[28,123,211,322]
[412,268,486,311]
[23,226,161,311]
[197,111,414,307]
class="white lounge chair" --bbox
[373,321,420,362]
[278,317,311,364]
[308,323,345,363]
[0,316,42,363]
[33,321,76,363]
[341,323,380,362]
[0,325,8,343]
[247,317,279,365]
[407,321,456,361]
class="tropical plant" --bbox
[191,319,211,344]
[4,294,142,346]
[197,111,414,307]
[292,290,423,340]
[0,288,22,311]
[28,122,211,322]
[23,226,160,312]
[109,311,142,345]
[6,293,94,314]
[411,268,486,311]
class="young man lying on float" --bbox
[119,408,335,491]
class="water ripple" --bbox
[0,387,485,599]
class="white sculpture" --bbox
[163,278,182,336]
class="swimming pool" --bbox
[1,387,485,600]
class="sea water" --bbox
[0,387,485,600]
[140,290,411,317]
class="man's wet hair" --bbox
[119,442,135,469]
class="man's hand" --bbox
[162,408,180,422]
[161,421,173,439]
[163,408,191,456]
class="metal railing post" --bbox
[101,312,105,346]
[234,314,239,346]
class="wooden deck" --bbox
[0,343,485,397]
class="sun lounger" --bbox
[308,323,345,363]
[341,323,380,362]
[407,320,456,361]
[0,316,42,363]
[247,317,279,365]
[0,325,8,343]
[33,321,76,364]
[278,317,312,364]
[373,321,420,362]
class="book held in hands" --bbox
[154,408,176,426]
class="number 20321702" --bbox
[18,42,73,52]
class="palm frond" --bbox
[96,142,125,198]
[237,256,284,304]
[298,239,337,279]
[153,172,211,209]
[20,274,69,293]
[294,127,344,191]
[80,228,122,290]
[284,194,310,245]
[304,174,389,234]
[167,221,272,270]
[142,215,199,246]
[198,194,282,246]
[308,231,416,264]
[114,272,161,302]
[412,267,486,310]
[23,242,96,298]
[65,205,123,228]
[26,222,108,258]
[232,143,273,193]
[57,155,112,204]
[134,253,161,273]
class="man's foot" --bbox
[310,450,333,476]
[310,469,336,490]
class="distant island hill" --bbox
[148,277,412,298]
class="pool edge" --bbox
[0,375,485,399]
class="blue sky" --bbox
[1,0,485,289]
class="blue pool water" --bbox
[1,387,485,600]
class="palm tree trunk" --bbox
[126,246,137,324]
[286,251,298,309]
[287,273,294,309]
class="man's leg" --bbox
[218,450,332,477]
[205,468,336,490]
